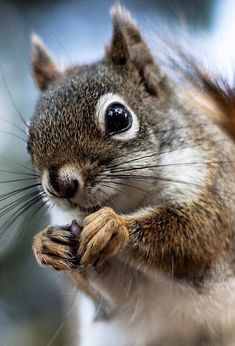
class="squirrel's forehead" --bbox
[36,64,138,121]
[45,74,114,104]
[39,81,126,118]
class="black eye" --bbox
[105,103,132,135]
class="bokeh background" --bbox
[0,0,234,345]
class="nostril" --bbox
[65,179,79,199]
[48,166,79,199]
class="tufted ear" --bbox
[106,5,162,96]
[31,34,61,91]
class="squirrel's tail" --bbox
[173,50,235,140]
[186,61,235,139]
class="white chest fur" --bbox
[75,271,235,346]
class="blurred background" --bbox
[0,0,234,345]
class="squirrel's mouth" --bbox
[45,188,108,213]
[78,204,101,213]
[44,181,113,213]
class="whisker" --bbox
[51,31,73,65]
[106,125,223,167]
[0,169,38,177]
[97,186,120,210]
[0,190,42,217]
[0,178,37,184]
[13,162,36,173]
[104,127,233,173]
[27,197,48,225]
[0,193,44,238]
[0,130,28,143]
[100,179,174,204]
[101,179,152,196]
[99,182,123,195]
[7,197,47,247]
[2,159,36,173]
[16,200,46,245]
[0,116,27,136]
[102,174,235,200]
[47,201,55,217]
[95,188,106,210]
[154,123,209,135]
[0,199,41,238]
[0,61,28,127]
[109,160,233,175]
[17,192,48,234]
[104,142,209,171]
[0,184,41,202]
[99,184,125,210]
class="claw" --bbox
[33,223,81,271]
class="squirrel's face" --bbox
[28,6,167,214]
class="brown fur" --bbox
[178,56,235,140]
[29,5,235,345]
[31,34,61,90]
[29,6,235,277]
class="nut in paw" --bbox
[79,207,129,266]
[33,222,81,271]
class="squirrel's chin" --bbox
[49,196,108,214]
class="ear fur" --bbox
[106,7,131,66]
[31,34,61,91]
[106,5,162,95]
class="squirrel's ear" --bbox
[31,34,61,91]
[106,5,162,96]
[106,6,131,67]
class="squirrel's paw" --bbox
[78,207,129,266]
[33,224,81,271]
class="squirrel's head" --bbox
[28,5,170,215]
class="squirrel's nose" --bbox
[62,179,79,199]
[51,177,79,199]
[48,167,79,199]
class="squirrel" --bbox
[29,5,235,346]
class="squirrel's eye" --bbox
[105,103,132,135]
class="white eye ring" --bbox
[96,93,139,141]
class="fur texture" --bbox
[30,5,235,345]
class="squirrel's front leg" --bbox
[33,208,129,271]
[79,207,129,266]
[33,202,226,276]
[33,223,81,271]
[79,202,227,276]
[32,208,128,272]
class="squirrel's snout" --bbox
[51,178,79,199]
[47,165,80,199]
